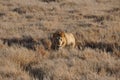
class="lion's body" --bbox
[64,33,75,47]
[52,30,75,50]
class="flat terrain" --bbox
[0,0,120,80]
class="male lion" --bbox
[52,30,75,50]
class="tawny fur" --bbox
[52,30,75,50]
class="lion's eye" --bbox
[56,37,60,40]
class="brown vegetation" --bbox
[0,0,120,80]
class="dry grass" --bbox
[0,0,120,80]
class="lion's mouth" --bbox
[57,45,61,47]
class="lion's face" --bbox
[52,31,66,49]
[56,35,65,47]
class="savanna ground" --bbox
[0,0,120,80]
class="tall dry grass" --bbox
[0,0,120,80]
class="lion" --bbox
[51,30,75,50]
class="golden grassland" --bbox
[0,0,120,80]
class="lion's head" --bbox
[52,30,66,50]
